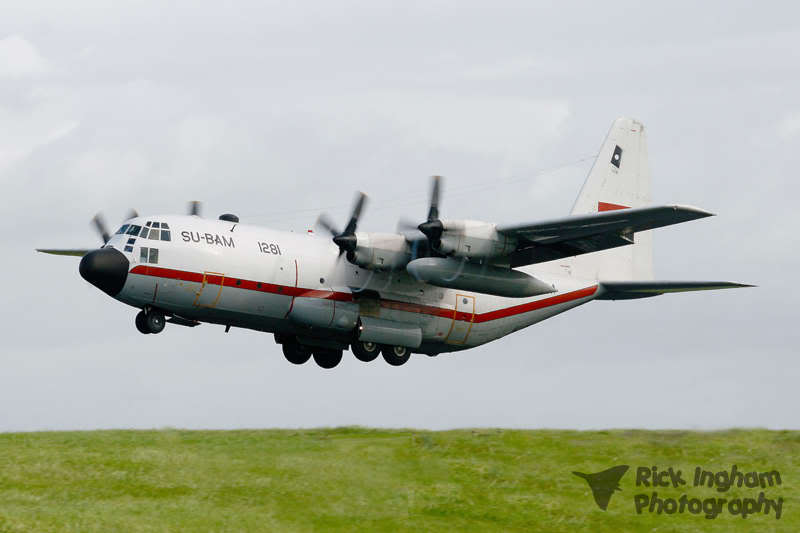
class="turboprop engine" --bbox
[438,220,518,259]
[406,257,555,298]
[348,232,410,271]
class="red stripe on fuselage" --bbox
[129,265,597,322]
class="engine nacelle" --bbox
[289,297,358,331]
[438,220,517,259]
[348,232,410,271]
[406,257,555,298]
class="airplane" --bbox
[37,117,751,369]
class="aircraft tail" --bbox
[566,117,653,281]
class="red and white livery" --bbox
[38,118,751,368]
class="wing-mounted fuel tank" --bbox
[438,220,517,259]
[406,257,555,298]
[348,232,410,271]
[289,297,359,330]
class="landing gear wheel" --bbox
[313,349,343,369]
[351,341,380,362]
[382,345,411,366]
[283,342,312,365]
[135,311,151,334]
[144,310,165,334]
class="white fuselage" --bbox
[107,215,599,353]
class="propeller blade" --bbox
[126,208,139,220]
[188,201,202,216]
[427,175,441,222]
[396,217,426,240]
[316,213,340,237]
[343,191,367,235]
[92,213,111,244]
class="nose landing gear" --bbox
[135,309,165,334]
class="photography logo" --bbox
[573,465,630,510]
[572,464,784,519]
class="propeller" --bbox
[188,201,202,216]
[416,175,444,251]
[317,192,367,259]
[92,213,111,244]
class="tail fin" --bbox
[566,117,653,281]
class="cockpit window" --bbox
[126,225,142,236]
[140,221,171,241]
[116,224,130,235]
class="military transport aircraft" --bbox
[38,118,751,369]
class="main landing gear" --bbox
[351,341,380,362]
[278,337,414,368]
[135,309,165,334]
[381,344,411,366]
[282,339,342,369]
[282,341,312,365]
[352,341,411,366]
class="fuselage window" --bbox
[149,248,159,264]
[116,224,130,235]
[140,247,148,263]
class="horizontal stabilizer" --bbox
[36,249,90,257]
[597,280,754,300]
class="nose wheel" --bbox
[135,309,165,334]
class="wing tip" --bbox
[668,204,716,218]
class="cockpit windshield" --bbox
[125,225,142,236]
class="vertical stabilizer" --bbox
[565,117,653,280]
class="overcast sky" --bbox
[2,1,798,432]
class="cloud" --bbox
[0,35,48,78]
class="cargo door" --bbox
[445,293,475,344]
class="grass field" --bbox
[0,428,797,532]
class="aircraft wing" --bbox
[596,280,754,300]
[496,205,713,267]
[36,249,90,257]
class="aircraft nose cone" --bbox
[79,247,129,296]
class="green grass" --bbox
[0,428,797,532]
